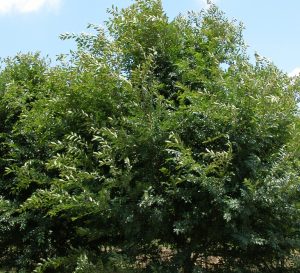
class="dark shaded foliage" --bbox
[0,1,300,272]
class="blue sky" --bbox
[0,0,299,75]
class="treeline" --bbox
[0,1,300,272]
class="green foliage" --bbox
[0,1,300,272]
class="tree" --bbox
[0,1,300,272]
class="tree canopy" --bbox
[0,1,300,272]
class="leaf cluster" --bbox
[0,1,300,272]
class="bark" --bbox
[182,250,195,273]
[183,258,194,273]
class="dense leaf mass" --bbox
[0,1,300,272]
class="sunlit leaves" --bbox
[0,1,299,272]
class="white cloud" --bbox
[288,67,300,78]
[0,0,61,14]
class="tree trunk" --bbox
[182,251,195,273]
